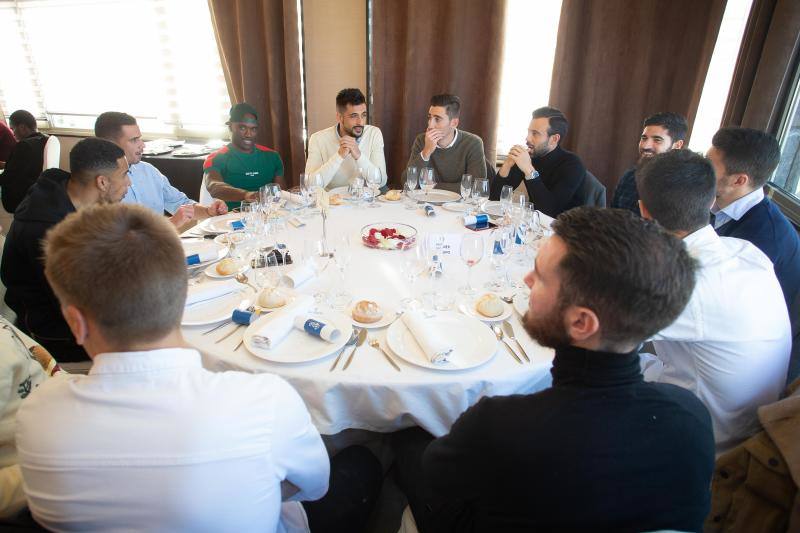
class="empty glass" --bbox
[420,168,436,196]
[403,182,417,210]
[500,185,513,216]
[486,227,512,291]
[400,242,428,310]
[460,174,473,206]
[304,239,330,314]
[460,233,484,295]
[471,178,490,214]
[330,236,353,309]
[406,166,419,191]
[365,168,381,208]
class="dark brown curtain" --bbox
[208,0,305,186]
[372,0,506,186]
[721,0,800,131]
[549,0,726,196]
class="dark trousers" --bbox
[303,445,383,533]
[392,427,472,533]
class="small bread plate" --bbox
[459,295,512,323]
[244,310,353,363]
[204,259,249,279]
[441,201,471,213]
[411,189,461,205]
[385,311,497,371]
[347,300,397,329]
[198,213,247,235]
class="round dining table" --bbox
[182,197,555,437]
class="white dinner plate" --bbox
[244,310,353,364]
[346,301,398,329]
[441,201,471,212]
[460,296,513,323]
[198,213,246,234]
[412,189,461,205]
[513,291,530,316]
[181,287,254,326]
[204,260,249,279]
[481,201,505,217]
[385,311,497,371]
[182,241,228,268]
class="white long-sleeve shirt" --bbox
[305,124,387,190]
[16,348,329,532]
[652,225,791,456]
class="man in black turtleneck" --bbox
[489,106,586,217]
[394,207,715,532]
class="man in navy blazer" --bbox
[707,127,799,315]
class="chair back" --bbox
[43,135,60,171]
[580,171,606,207]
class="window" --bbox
[688,0,753,154]
[773,66,800,205]
[495,0,562,156]
[0,0,231,138]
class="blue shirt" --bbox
[123,161,193,215]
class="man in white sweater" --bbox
[305,88,387,190]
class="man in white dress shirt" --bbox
[636,150,791,456]
[15,204,330,532]
[305,88,387,190]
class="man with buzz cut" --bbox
[611,112,687,214]
[306,88,387,190]
[407,94,486,192]
[204,103,285,210]
[95,111,227,228]
[1,138,130,362]
[637,149,791,456]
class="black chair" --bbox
[579,171,606,208]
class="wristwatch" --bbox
[526,170,540,181]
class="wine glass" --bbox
[365,168,381,208]
[330,236,353,309]
[500,185,513,216]
[460,233,484,295]
[471,178,490,214]
[460,174,473,207]
[406,167,419,192]
[420,168,436,196]
[304,239,330,314]
[400,242,428,310]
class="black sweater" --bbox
[490,145,586,218]
[422,345,715,532]
[0,131,48,213]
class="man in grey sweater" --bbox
[407,94,486,192]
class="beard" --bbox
[528,140,551,159]
[637,150,656,164]
[522,303,571,349]
[343,124,364,139]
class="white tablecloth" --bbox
[183,201,555,437]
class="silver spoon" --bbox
[492,325,522,364]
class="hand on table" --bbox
[508,144,535,177]
[422,129,445,159]
[169,204,195,227]
[205,199,228,217]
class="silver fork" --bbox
[492,325,522,364]
[329,329,359,371]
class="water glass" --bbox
[403,182,417,210]
[459,233,484,295]
[365,168,381,208]
[420,168,436,195]
[500,185,513,216]
[400,243,427,310]
[304,239,329,314]
[406,167,419,191]
[471,178,490,214]
[486,227,512,291]
[330,236,353,309]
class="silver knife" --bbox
[502,321,530,363]
[343,328,367,370]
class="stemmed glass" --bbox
[299,174,314,218]
[460,174,473,208]
[420,168,436,197]
[330,236,353,309]
[365,168,381,208]
[304,239,330,314]
[500,185,513,217]
[486,227,512,291]
[406,167,419,192]
[400,242,428,311]
[460,233,484,295]
[471,178,490,215]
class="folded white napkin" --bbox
[249,295,314,349]
[280,263,315,288]
[293,314,341,343]
[185,279,241,307]
[280,190,305,205]
[184,242,219,264]
[402,311,454,364]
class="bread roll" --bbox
[215,258,239,276]
[352,300,383,324]
[385,190,402,201]
[475,294,504,318]
[258,288,287,309]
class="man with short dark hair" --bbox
[406,94,486,192]
[95,111,227,227]
[0,137,130,361]
[15,203,331,531]
[611,111,687,214]
[204,103,285,210]
[0,110,50,213]
[395,207,715,532]
[708,127,800,311]
[306,88,387,190]
[490,106,586,217]
[637,150,791,455]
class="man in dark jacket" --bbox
[394,208,715,532]
[0,110,49,213]
[490,106,586,217]
[1,138,129,361]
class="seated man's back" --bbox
[423,348,714,531]
[17,350,327,532]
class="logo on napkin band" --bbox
[303,319,324,336]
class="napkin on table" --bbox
[185,279,241,307]
[279,263,315,288]
[293,314,340,343]
[184,243,219,265]
[402,311,454,364]
[249,295,314,349]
